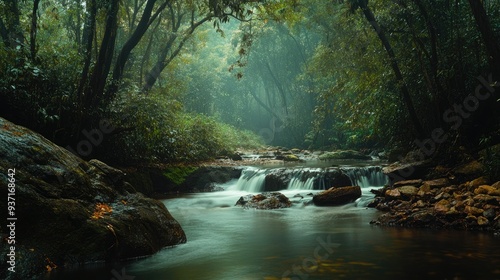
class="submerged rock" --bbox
[0,118,186,279]
[235,192,291,209]
[312,186,362,206]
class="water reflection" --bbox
[47,187,500,280]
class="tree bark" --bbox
[0,17,8,47]
[142,15,211,92]
[265,62,289,116]
[77,0,97,101]
[3,0,23,48]
[467,0,500,72]
[108,0,168,98]
[30,0,41,61]
[359,1,425,138]
[86,0,120,108]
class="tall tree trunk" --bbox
[359,1,425,138]
[265,62,289,115]
[3,0,23,48]
[108,0,168,98]
[30,0,41,61]
[139,17,162,85]
[467,0,500,73]
[86,0,120,109]
[142,15,211,92]
[0,16,8,47]
[77,0,97,101]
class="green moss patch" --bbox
[163,166,199,185]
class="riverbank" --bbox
[369,159,500,234]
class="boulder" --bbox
[318,150,371,160]
[474,185,500,196]
[398,186,419,199]
[434,199,451,212]
[283,154,300,162]
[313,186,362,206]
[0,118,186,279]
[423,178,449,189]
[382,160,432,184]
[452,160,484,180]
[393,179,422,187]
[385,188,401,200]
[235,192,291,209]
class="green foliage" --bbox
[163,166,199,186]
[480,137,500,182]
[0,47,81,142]
[102,90,264,165]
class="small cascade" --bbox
[233,168,267,192]
[231,166,388,192]
[342,166,389,188]
[287,169,317,190]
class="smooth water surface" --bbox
[48,167,500,280]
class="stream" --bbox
[49,163,500,280]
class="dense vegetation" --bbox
[1,0,499,170]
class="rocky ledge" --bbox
[369,175,500,232]
[0,118,186,279]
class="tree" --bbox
[467,0,500,73]
[350,0,425,138]
[0,0,24,48]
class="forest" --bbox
[1,0,499,170]
[1,0,500,279]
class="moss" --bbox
[319,150,370,160]
[163,166,199,186]
[284,154,300,161]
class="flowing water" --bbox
[49,164,500,280]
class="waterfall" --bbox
[341,166,389,188]
[231,166,388,192]
[232,167,267,192]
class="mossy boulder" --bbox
[318,150,371,160]
[0,118,186,279]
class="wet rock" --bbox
[181,166,242,192]
[229,152,243,161]
[318,150,371,160]
[417,184,432,196]
[382,160,432,184]
[385,188,401,200]
[435,199,451,212]
[0,117,186,278]
[423,178,449,189]
[312,186,362,206]
[465,206,484,216]
[452,160,484,180]
[371,186,389,196]
[478,216,489,226]
[483,208,496,219]
[474,194,499,205]
[393,179,423,187]
[283,154,300,162]
[474,185,499,196]
[235,192,292,209]
[412,200,426,208]
[398,186,418,199]
[469,177,490,188]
